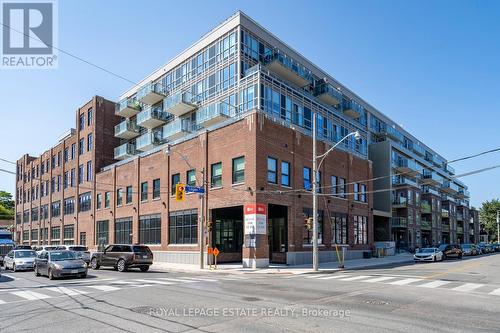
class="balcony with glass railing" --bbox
[412,144,426,156]
[137,81,166,105]
[422,185,440,196]
[116,98,142,118]
[380,126,404,142]
[421,170,443,186]
[392,176,418,188]
[163,91,197,116]
[442,180,459,194]
[114,143,136,160]
[342,99,363,119]
[457,226,464,234]
[457,188,470,199]
[264,52,313,88]
[314,82,342,106]
[115,119,140,139]
[161,119,190,141]
[391,217,408,228]
[393,157,420,176]
[442,224,450,232]
[456,213,464,222]
[421,201,431,214]
[135,131,163,151]
[196,104,230,128]
[445,164,455,175]
[392,197,408,209]
[421,220,432,230]
[441,209,450,219]
[441,194,456,203]
[136,106,170,129]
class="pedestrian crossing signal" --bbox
[305,217,313,230]
[175,183,185,202]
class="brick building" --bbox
[15,11,469,267]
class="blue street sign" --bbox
[185,186,205,194]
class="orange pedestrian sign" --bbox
[207,247,213,255]
[213,247,220,257]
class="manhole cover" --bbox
[241,296,261,302]
[364,300,390,305]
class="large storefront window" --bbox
[354,215,368,245]
[96,220,109,245]
[331,213,348,244]
[214,218,243,253]
[169,210,197,244]
[139,214,161,245]
[115,217,132,244]
[303,208,323,244]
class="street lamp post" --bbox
[312,112,360,271]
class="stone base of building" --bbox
[242,258,269,268]
[153,251,207,265]
[286,250,366,266]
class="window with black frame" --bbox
[331,213,348,244]
[232,156,245,184]
[139,214,161,244]
[115,217,132,244]
[169,210,197,244]
[96,220,109,245]
[303,208,323,244]
[354,215,368,244]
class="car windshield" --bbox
[0,234,12,240]
[420,248,435,253]
[438,245,447,251]
[69,246,88,252]
[49,251,78,261]
[133,246,152,253]
[15,250,37,258]
[462,245,471,248]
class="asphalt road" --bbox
[0,253,499,333]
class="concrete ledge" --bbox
[242,258,269,268]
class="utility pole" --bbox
[312,113,319,272]
[496,210,499,243]
[199,168,205,270]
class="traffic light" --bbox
[305,217,313,230]
[175,183,185,202]
[207,221,213,231]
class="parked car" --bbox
[476,243,486,255]
[460,244,477,256]
[13,245,33,250]
[414,248,443,262]
[438,244,463,259]
[34,250,87,279]
[492,243,500,252]
[90,244,153,272]
[34,245,57,255]
[3,249,37,271]
[484,244,494,253]
[53,245,90,265]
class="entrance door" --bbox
[268,204,288,264]
[211,206,243,263]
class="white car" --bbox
[34,245,57,256]
[414,248,443,262]
[4,249,37,271]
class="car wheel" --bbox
[117,259,127,272]
[442,254,447,260]
[12,263,16,272]
[48,269,54,280]
[80,273,87,278]
[459,254,463,259]
[91,258,100,270]
[34,266,40,277]
[433,256,437,262]
[140,266,149,272]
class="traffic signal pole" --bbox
[199,168,205,270]
[496,210,499,243]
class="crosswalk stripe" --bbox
[157,277,196,283]
[363,276,398,283]
[0,300,6,304]
[418,280,451,289]
[488,288,500,296]
[389,278,422,286]
[86,285,120,292]
[135,279,175,285]
[180,277,214,282]
[339,275,372,282]
[452,283,484,292]
[305,275,326,279]
[111,280,137,285]
[46,287,87,296]
[317,275,352,280]
[11,290,52,300]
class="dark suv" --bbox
[438,244,463,259]
[90,244,153,272]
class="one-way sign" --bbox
[185,186,205,194]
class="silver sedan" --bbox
[4,250,37,271]
[35,250,88,279]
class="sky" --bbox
[0,0,499,208]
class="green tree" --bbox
[0,191,14,211]
[479,199,500,241]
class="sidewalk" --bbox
[150,253,414,275]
